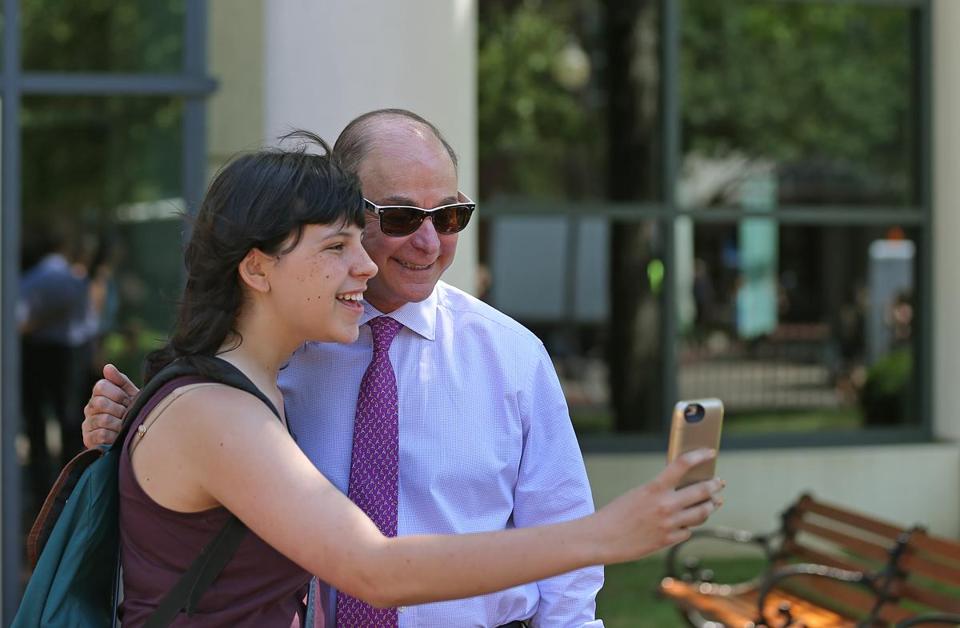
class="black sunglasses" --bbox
[363,193,476,237]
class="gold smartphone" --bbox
[666,398,724,488]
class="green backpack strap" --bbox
[125,356,283,626]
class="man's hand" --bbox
[81,364,140,448]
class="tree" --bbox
[603,0,664,432]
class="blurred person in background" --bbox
[18,223,90,510]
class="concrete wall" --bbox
[933,0,960,443]
[208,0,266,172]
[588,444,960,543]
[261,0,479,295]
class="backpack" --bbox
[12,355,282,627]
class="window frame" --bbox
[0,1,216,619]
[478,0,933,453]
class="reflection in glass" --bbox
[17,95,183,514]
[21,0,185,72]
[680,0,917,207]
[21,95,184,379]
[478,0,661,201]
[677,223,919,433]
[479,0,667,436]
[480,215,665,435]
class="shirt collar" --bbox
[360,285,438,341]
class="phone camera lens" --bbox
[684,403,706,423]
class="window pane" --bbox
[681,0,919,208]
[21,0,185,72]
[677,222,920,433]
[479,0,662,202]
[18,95,183,518]
[481,214,667,435]
[21,95,184,378]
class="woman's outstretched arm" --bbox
[132,384,724,608]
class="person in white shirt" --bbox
[82,109,721,627]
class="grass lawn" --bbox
[723,407,861,434]
[596,556,766,627]
[571,407,862,435]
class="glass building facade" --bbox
[0,0,213,617]
[478,0,931,449]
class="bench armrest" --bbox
[664,526,777,580]
[755,563,879,627]
[895,614,960,627]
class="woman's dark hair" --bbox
[143,130,364,382]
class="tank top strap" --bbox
[121,375,210,452]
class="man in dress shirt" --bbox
[83,109,603,627]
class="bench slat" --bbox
[659,578,859,628]
[793,518,894,564]
[908,531,960,563]
[897,581,960,614]
[779,573,880,616]
[873,600,920,624]
[900,554,960,587]
[795,497,907,540]
[658,578,761,626]
[783,541,868,574]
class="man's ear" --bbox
[237,248,274,294]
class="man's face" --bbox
[357,133,459,313]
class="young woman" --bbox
[118,133,724,626]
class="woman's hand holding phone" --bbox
[592,448,725,563]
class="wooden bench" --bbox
[657,493,960,627]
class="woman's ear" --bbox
[237,249,274,294]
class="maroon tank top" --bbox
[118,376,310,627]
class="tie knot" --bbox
[369,316,403,352]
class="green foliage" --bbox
[860,348,913,425]
[21,0,185,72]
[479,0,915,201]
[478,0,603,198]
[22,96,183,224]
[101,324,166,387]
[18,1,187,351]
[681,0,913,197]
[19,1,185,225]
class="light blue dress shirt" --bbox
[279,281,604,627]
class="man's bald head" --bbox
[333,108,458,177]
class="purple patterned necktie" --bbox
[335,316,403,628]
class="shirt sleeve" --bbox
[514,342,605,628]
